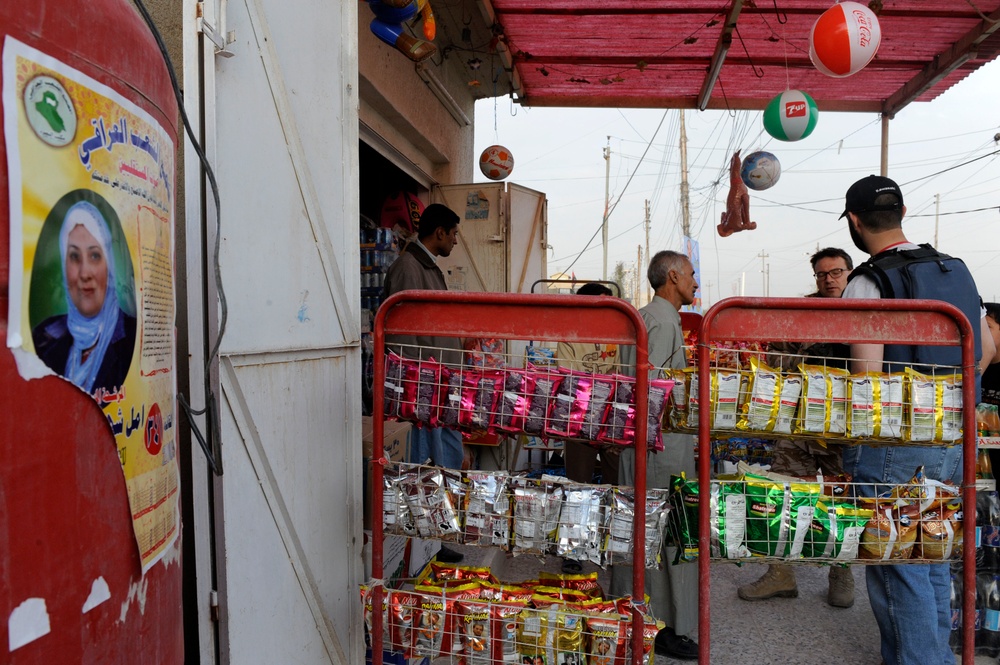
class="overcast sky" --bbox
[474,58,1000,307]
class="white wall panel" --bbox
[221,353,358,664]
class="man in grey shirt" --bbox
[611,250,699,660]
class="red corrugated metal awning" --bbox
[485,0,1000,115]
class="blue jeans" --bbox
[842,443,963,665]
[408,426,463,469]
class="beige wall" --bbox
[357,20,476,185]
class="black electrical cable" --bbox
[133,0,225,475]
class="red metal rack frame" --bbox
[696,297,980,665]
[370,290,654,665]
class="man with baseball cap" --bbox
[838,175,991,664]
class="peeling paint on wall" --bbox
[8,597,50,651]
[82,577,111,613]
[11,347,56,381]
[118,574,149,622]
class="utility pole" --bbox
[934,193,940,249]
[757,251,769,297]
[602,138,611,281]
[644,199,651,304]
[636,244,643,304]
[679,110,691,239]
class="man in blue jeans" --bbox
[839,175,984,664]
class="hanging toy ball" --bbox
[763,89,819,142]
[809,1,881,78]
[479,145,514,181]
[740,151,781,191]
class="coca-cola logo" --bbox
[853,10,873,47]
[785,101,806,118]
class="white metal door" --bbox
[433,183,506,293]
[187,0,362,663]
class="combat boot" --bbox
[737,564,798,600]
[827,565,855,608]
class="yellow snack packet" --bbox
[905,367,940,442]
[877,373,904,439]
[665,368,689,429]
[713,369,742,430]
[940,373,963,443]
[685,367,700,429]
[827,367,850,435]
[847,373,880,438]
[797,363,829,435]
[774,372,803,435]
[738,356,781,432]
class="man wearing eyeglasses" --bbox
[738,246,856,608]
[811,247,854,298]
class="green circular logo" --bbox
[23,75,77,147]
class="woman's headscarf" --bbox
[58,201,121,393]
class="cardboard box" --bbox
[362,416,411,462]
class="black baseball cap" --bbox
[839,175,904,219]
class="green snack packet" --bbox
[710,475,749,559]
[801,499,872,560]
[668,474,700,561]
[744,475,821,558]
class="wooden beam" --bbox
[698,0,743,111]
[477,0,523,98]
[882,5,1000,117]
[514,92,885,113]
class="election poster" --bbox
[4,38,179,572]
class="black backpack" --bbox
[848,243,982,396]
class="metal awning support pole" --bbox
[880,114,890,176]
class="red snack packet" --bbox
[586,614,627,665]
[643,378,674,452]
[400,357,442,426]
[494,368,531,433]
[361,584,390,654]
[383,352,406,420]
[545,368,592,439]
[458,370,502,431]
[456,600,491,665]
[492,601,528,664]
[623,613,661,665]
[599,374,636,446]
[537,570,603,597]
[389,590,420,657]
[523,365,563,435]
[438,366,464,428]
[580,372,616,441]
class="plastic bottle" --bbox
[978,574,1000,657]
[950,569,963,654]
[980,492,1000,573]
[975,572,988,653]
[977,492,990,570]
[978,450,995,479]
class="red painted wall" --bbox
[0,1,183,662]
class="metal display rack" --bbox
[368,290,655,665]
[695,297,981,664]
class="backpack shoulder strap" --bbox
[848,257,895,298]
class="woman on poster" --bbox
[32,200,136,396]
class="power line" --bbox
[555,111,670,273]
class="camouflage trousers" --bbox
[769,438,844,476]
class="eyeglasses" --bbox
[813,268,847,280]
